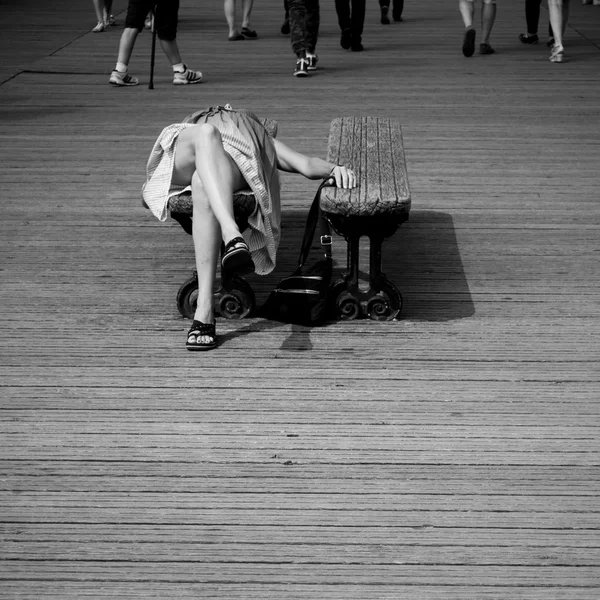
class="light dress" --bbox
[142,106,281,275]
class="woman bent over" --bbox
[142,105,356,351]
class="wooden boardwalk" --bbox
[1,0,599,597]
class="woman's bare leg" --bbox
[224,0,238,37]
[93,0,104,22]
[188,173,220,344]
[172,123,247,246]
[548,0,564,48]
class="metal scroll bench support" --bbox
[320,117,411,321]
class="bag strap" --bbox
[297,178,333,269]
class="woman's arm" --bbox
[272,138,356,189]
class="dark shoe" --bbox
[221,237,255,274]
[241,27,258,39]
[340,28,352,49]
[380,5,390,24]
[186,320,217,351]
[351,41,364,52]
[479,42,495,55]
[519,33,539,44]
[392,12,403,22]
[294,57,309,77]
[228,33,245,41]
[281,20,290,34]
[462,28,476,57]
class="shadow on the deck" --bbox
[223,208,474,333]
[383,210,475,322]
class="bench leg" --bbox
[326,215,406,321]
[176,271,255,320]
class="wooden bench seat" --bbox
[320,116,411,321]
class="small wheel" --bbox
[176,273,198,319]
[366,284,402,321]
[217,276,255,319]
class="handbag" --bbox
[262,179,334,325]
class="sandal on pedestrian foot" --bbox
[221,237,255,274]
[186,320,217,351]
[549,44,564,62]
[462,28,476,57]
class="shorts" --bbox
[125,0,180,40]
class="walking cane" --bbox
[148,5,157,89]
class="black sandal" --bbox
[221,237,255,274]
[186,320,217,351]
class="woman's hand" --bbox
[329,165,357,189]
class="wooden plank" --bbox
[1,0,599,597]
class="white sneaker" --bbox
[109,70,139,86]
[92,21,106,32]
[173,66,203,85]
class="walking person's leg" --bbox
[334,0,352,48]
[480,0,496,52]
[548,0,568,60]
[459,0,476,56]
[350,0,366,51]
[392,0,404,21]
[156,0,203,84]
[288,0,310,75]
[282,0,291,33]
[224,0,241,38]
[92,0,106,30]
[240,0,256,34]
[379,0,391,24]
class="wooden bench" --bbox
[320,116,411,320]
[168,116,278,320]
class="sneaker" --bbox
[479,43,495,55]
[519,33,539,44]
[294,58,309,77]
[109,70,139,86]
[351,41,364,52]
[549,44,564,62]
[380,5,390,24]
[173,66,203,85]
[462,27,476,57]
[306,53,318,70]
[92,21,106,32]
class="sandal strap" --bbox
[223,236,248,254]
[188,320,216,337]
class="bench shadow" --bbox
[381,210,475,322]
[220,209,473,348]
